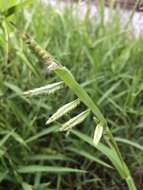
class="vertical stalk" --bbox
[126,176,137,190]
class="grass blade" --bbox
[71,129,125,178]
[115,137,143,151]
[26,125,59,143]
[26,154,72,162]
[69,147,112,168]
[18,165,85,174]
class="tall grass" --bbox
[0,1,143,190]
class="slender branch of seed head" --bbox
[59,109,90,131]
[46,98,80,125]
[23,81,64,97]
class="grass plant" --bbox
[0,1,143,189]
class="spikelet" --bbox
[48,61,59,71]
[46,99,80,125]
[24,81,64,97]
[93,118,103,145]
[59,109,90,131]
[21,32,57,66]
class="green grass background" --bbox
[0,1,143,189]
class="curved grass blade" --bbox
[11,131,28,148]
[115,137,143,151]
[26,125,59,143]
[68,147,112,168]
[0,132,12,147]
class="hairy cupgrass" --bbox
[17,29,137,190]
[0,2,143,189]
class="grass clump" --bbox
[0,1,143,190]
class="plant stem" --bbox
[126,177,137,190]
[106,127,137,190]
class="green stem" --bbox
[126,176,137,190]
[108,130,136,190]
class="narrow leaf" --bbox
[0,133,12,147]
[59,109,90,131]
[46,99,80,125]
[98,81,121,105]
[11,131,27,148]
[71,130,125,178]
[26,125,59,143]
[115,137,143,151]
[69,147,112,168]
[26,154,72,162]
[24,81,64,97]
[18,165,85,174]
